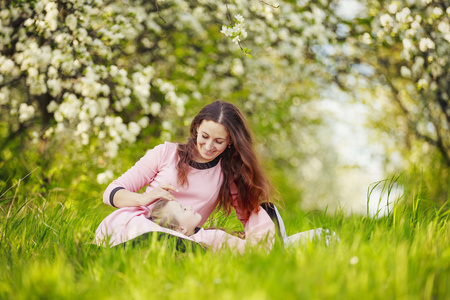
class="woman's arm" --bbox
[102,143,178,208]
[111,185,177,208]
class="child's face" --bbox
[162,201,202,235]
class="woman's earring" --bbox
[228,144,232,148]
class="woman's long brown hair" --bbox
[177,100,274,219]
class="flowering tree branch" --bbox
[258,0,280,9]
[153,0,166,23]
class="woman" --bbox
[95,100,280,249]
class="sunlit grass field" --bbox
[0,174,449,299]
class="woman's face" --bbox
[195,120,230,163]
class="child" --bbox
[93,199,338,251]
[93,198,275,254]
[147,199,202,236]
[147,199,274,254]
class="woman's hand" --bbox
[138,184,178,206]
[112,185,178,208]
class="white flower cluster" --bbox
[154,79,186,117]
[74,67,110,99]
[0,87,10,105]
[418,37,435,52]
[221,14,248,45]
[97,170,114,185]
[0,0,191,161]
[132,66,155,114]
[44,1,58,31]
[380,14,394,28]
[18,103,36,123]
[373,1,449,88]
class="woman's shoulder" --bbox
[142,141,179,162]
[147,141,179,154]
[165,141,179,148]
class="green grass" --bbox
[0,176,449,299]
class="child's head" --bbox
[148,199,202,236]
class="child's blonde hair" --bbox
[148,199,181,231]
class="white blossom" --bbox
[76,121,90,134]
[231,58,244,76]
[432,7,443,17]
[221,14,248,45]
[380,14,394,28]
[360,32,372,45]
[54,111,63,122]
[47,78,62,97]
[437,21,449,34]
[0,87,10,105]
[106,141,119,157]
[44,127,54,138]
[138,116,149,128]
[65,14,77,31]
[24,18,34,27]
[44,2,58,31]
[0,57,15,73]
[395,8,410,23]
[162,120,172,131]
[418,77,429,89]
[388,2,399,14]
[31,131,39,144]
[402,38,412,50]
[81,132,89,145]
[127,122,141,139]
[400,66,412,78]
[57,93,82,121]
[235,14,244,23]
[411,19,421,29]
[18,103,36,122]
[55,122,65,133]
[97,170,114,185]
[28,74,48,95]
[419,38,435,52]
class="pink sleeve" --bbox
[230,183,276,249]
[102,143,168,207]
[243,206,276,249]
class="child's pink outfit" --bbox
[93,142,275,252]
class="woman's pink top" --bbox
[94,142,275,251]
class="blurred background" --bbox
[0,0,448,217]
